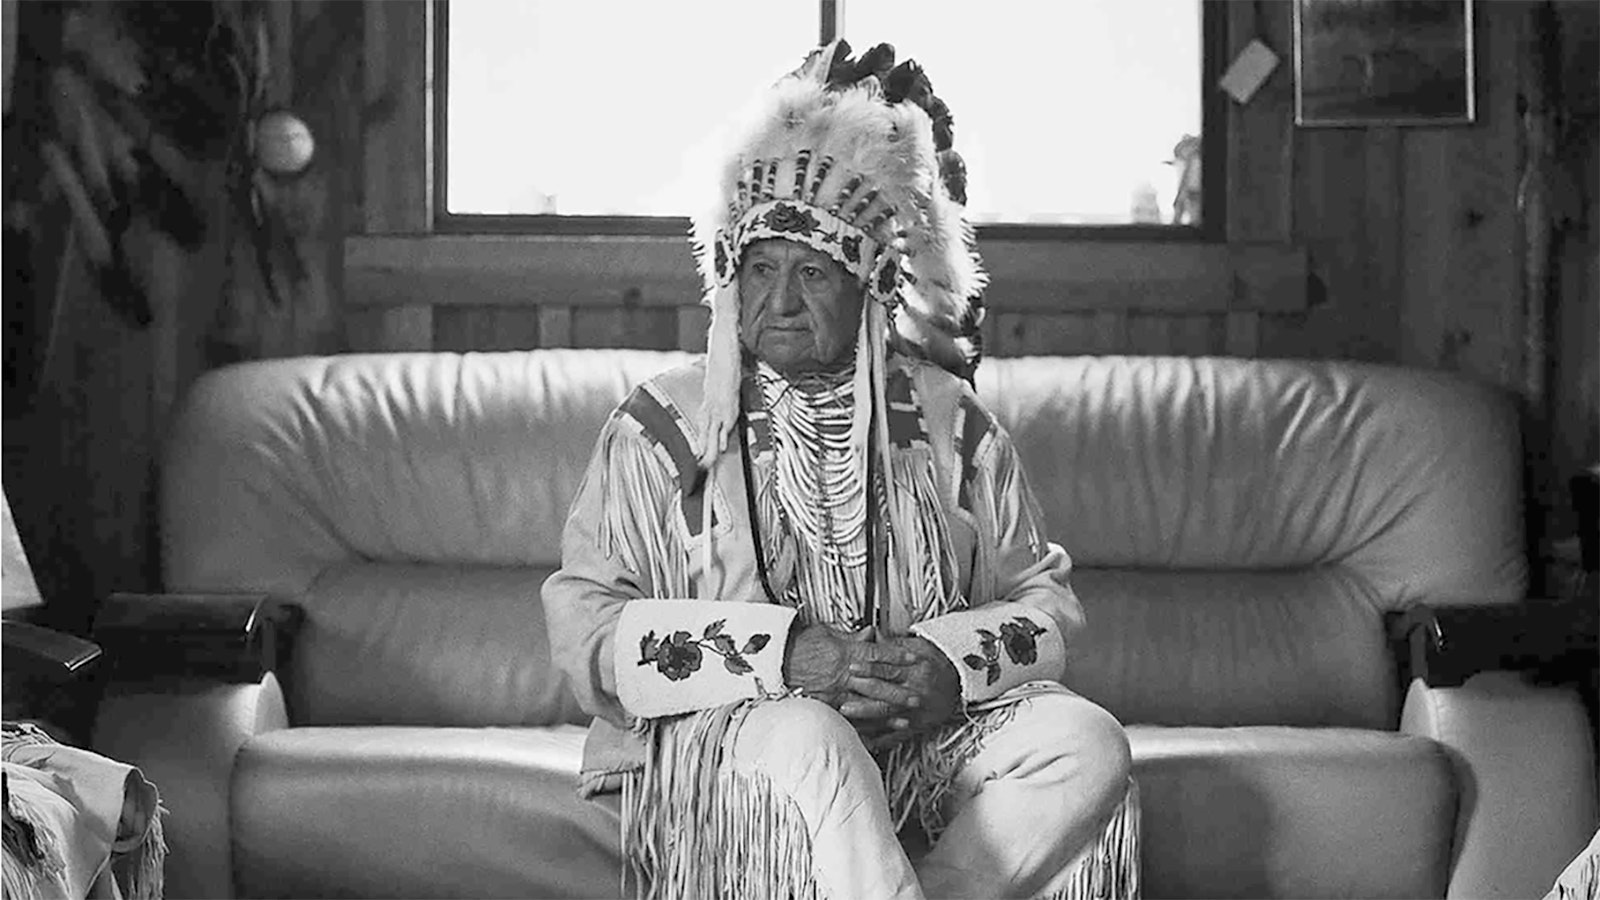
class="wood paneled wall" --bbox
[3,0,1594,628]
[2,1,361,630]
[343,233,1309,356]
[336,1,1566,395]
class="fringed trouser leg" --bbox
[622,691,1137,900]
[911,690,1136,900]
[729,698,925,900]
[2,723,167,900]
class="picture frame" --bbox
[1293,0,1475,127]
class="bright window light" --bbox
[445,1,1203,226]
[842,1,1202,225]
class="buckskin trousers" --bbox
[728,689,1134,900]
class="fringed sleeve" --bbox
[921,401,1085,701]
[616,599,795,719]
[542,410,696,728]
[909,603,1065,703]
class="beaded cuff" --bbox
[910,603,1065,704]
[614,599,796,719]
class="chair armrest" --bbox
[91,593,303,684]
[2,620,103,681]
[1386,599,1597,688]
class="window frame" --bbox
[346,0,1307,360]
[428,0,1229,242]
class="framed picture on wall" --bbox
[1293,0,1475,127]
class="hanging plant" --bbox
[3,0,308,394]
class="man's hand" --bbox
[841,635,961,750]
[783,626,962,750]
[783,623,917,710]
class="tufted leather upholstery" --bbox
[94,349,1593,899]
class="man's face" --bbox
[738,238,864,376]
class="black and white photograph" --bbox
[2,2,1596,898]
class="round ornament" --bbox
[254,110,316,175]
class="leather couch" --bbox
[91,349,1598,899]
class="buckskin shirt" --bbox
[542,354,1138,900]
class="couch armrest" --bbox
[1401,672,1597,899]
[2,619,102,681]
[91,592,302,684]
[1392,601,1598,898]
[88,594,301,898]
[94,673,290,899]
[1386,599,1597,689]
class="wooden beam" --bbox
[345,235,1309,313]
[1224,0,1295,244]
[1170,314,1217,356]
[1093,311,1128,353]
[362,0,432,233]
[1364,126,1403,361]
[433,307,541,351]
[1225,311,1261,357]
[376,305,434,350]
[1230,244,1310,312]
[345,234,700,307]
[538,305,573,348]
[676,306,708,352]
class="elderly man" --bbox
[543,40,1136,900]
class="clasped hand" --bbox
[782,624,960,750]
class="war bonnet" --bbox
[690,39,987,466]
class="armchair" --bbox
[3,622,167,899]
[3,486,167,900]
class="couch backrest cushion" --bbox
[163,350,1524,728]
[287,562,590,727]
[1066,568,1396,728]
[975,356,1525,609]
[164,350,694,594]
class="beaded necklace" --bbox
[745,361,874,628]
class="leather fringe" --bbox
[620,702,820,900]
[888,449,963,623]
[115,799,167,900]
[964,427,1044,609]
[2,776,69,900]
[878,700,1021,841]
[965,446,999,608]
[1036,780,1142,900]
[597,422,692,599]
[1550,841,1599,900]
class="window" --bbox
[441,1,1218,231]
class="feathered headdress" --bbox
[691,39,987,466]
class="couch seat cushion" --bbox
[1130,725,1455,899]
[232,723,1456,899]
[231,725,620,899]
